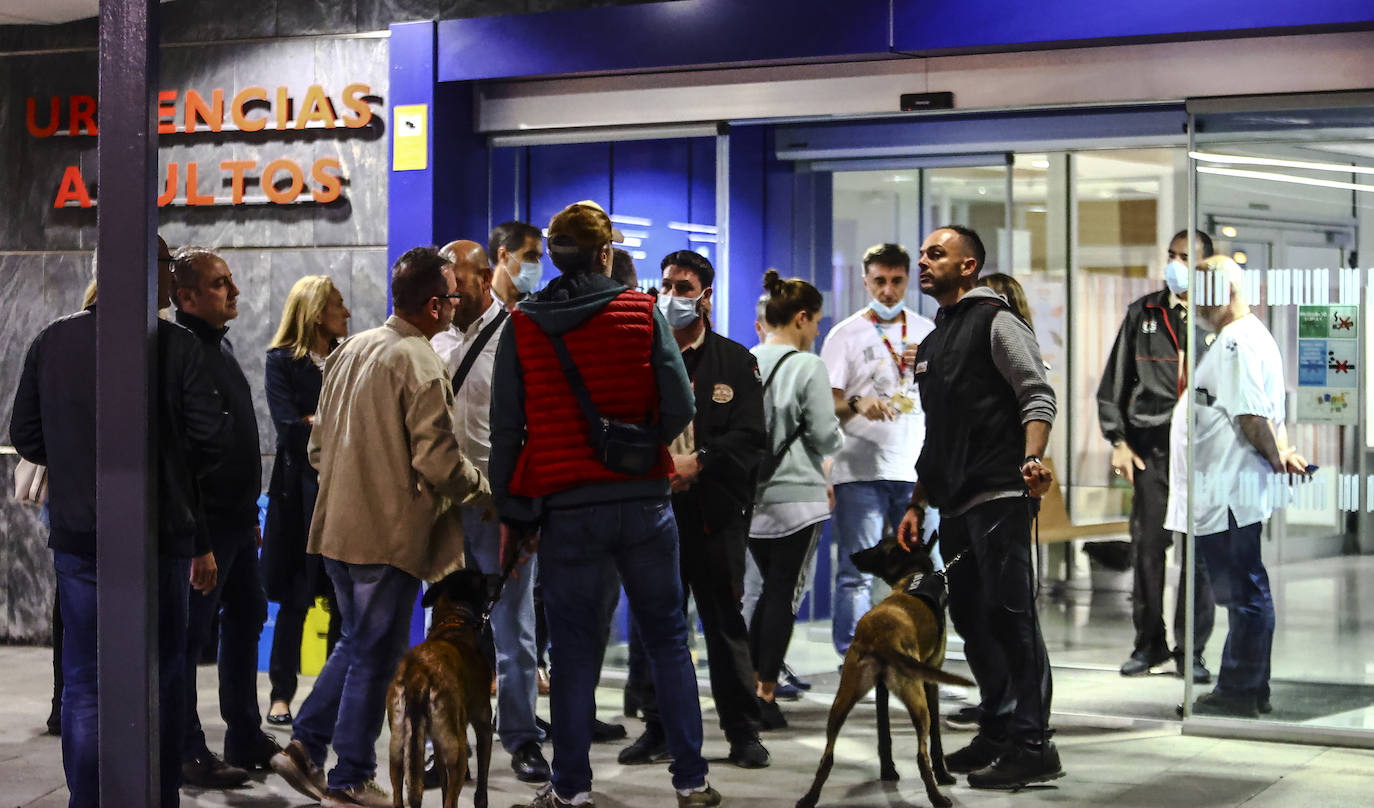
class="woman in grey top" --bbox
[749,270,845,729]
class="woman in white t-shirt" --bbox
[749,270,845,729]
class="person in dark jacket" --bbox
[1097,229,1217,682]
[261,274,351,726]
[489,202,722,808]
[9,236,231,808]
[619,250,769,769]
[171,247,279,787]
[898,225,1062,790]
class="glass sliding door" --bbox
[1184,93,1374,745]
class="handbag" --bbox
[13,458,48,505]
[545,330,660,476]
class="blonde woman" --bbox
[261,275,350,725]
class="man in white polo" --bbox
[820,242,935,657]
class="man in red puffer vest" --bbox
[489,201,723,808]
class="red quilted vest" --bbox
[508,290,673,498]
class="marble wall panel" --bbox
[350,248,390,332]
[312,38,388,247]
[279,0,362,36]
[0,255,48,434]
[0,454,54,645]
[161,0,279,43]
[43,252,92,319]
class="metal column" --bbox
[95,0,160,804]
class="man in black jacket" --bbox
[898,225,1061,790]
[10,236,231,808]
[1097,230,1217,683]
[171,247,279,786]
[619,250,770,770]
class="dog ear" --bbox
[420,581,445,609]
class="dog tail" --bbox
[885,649,976,688]
[403,691,428,808]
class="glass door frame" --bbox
[1182,90,1374,749]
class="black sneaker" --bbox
[782,664,812,691]
[1259,695,1273,714]
[1120,648,1172,677]
[1173,652,1213,684]
[726,735,770,769]
[182,751,249,789]
[1193,691,1259,719]
[945,734,1009,774]
[592,718,628,743]
[225,730,282,771]
[618,726,671,765]
[46,703,61,736]
[943,705,980,731]
[773,680,803,701]
[967,741,1064,790]
[757,697,788,731]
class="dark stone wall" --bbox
[0,0,659,642]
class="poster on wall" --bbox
[1296,304,1358,424]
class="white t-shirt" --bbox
[821,307,935,485]
[1164,313,1286,535]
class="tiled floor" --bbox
[6,643,1374,808]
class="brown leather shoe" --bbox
[537,667,550,696]
[270,739,326,801]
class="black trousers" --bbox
[747,524,821,683]
[631,509,761,739]
[1128,429,1216,659]
[943,496,1052,744]
[268,590,342,705]
[183,528,269,760]
[51,588,64,715]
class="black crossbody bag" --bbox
[755,350,806,493]
[546,331,661,476]
[451,308,509,392]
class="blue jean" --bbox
[539,497,708,799]
[53,550,190,808]
[293,560,420,789]
[462,506,543,752]
[183,529,268,759]
[1196,512,1273,701]
[831,480,921,656]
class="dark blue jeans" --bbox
[1196,512,1273,702]
[292,560,420,789]
[539,497,708,798]
[54,550,190,808]
[183,529,268,759]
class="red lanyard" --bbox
[869,310,907,375]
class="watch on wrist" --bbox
[847,395,861,413]
[1023,455,1042,466]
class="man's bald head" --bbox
[443,239,496,330]
[439,240,490,275]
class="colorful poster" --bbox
[1297,305,1358,423]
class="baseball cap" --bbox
[547,200,625,253]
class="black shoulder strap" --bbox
[761,349,800,393]
[451,308,509,393]
[547,332,606,432]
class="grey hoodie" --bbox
[488,272,695,526]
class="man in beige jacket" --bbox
[272,246,491,808]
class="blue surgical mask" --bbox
[1164,259,1189,296]
[658,293,701,329]
[868,298,904,321]
[513,261,543,294]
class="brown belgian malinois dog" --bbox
[386,569,497,808]
[797,536,974,808]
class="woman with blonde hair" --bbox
[977,272,1034,329]
[260,275,350,725]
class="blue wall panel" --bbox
[526,143,611,289]
[387,20,437,303]
[488,145,521,238]
[726,125,768,344]
[611,139,692,275]
[893,0,1374,54]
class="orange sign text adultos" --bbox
[28,84,376,208]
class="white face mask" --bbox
[512,261,542,294]
[657,293,701,329]
[1164,259,1189,296]
[868,298,904,321]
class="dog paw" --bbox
[795,795,819,808]
[880,768,900,782]
[929,793,953,808]
[936,771,957,786]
